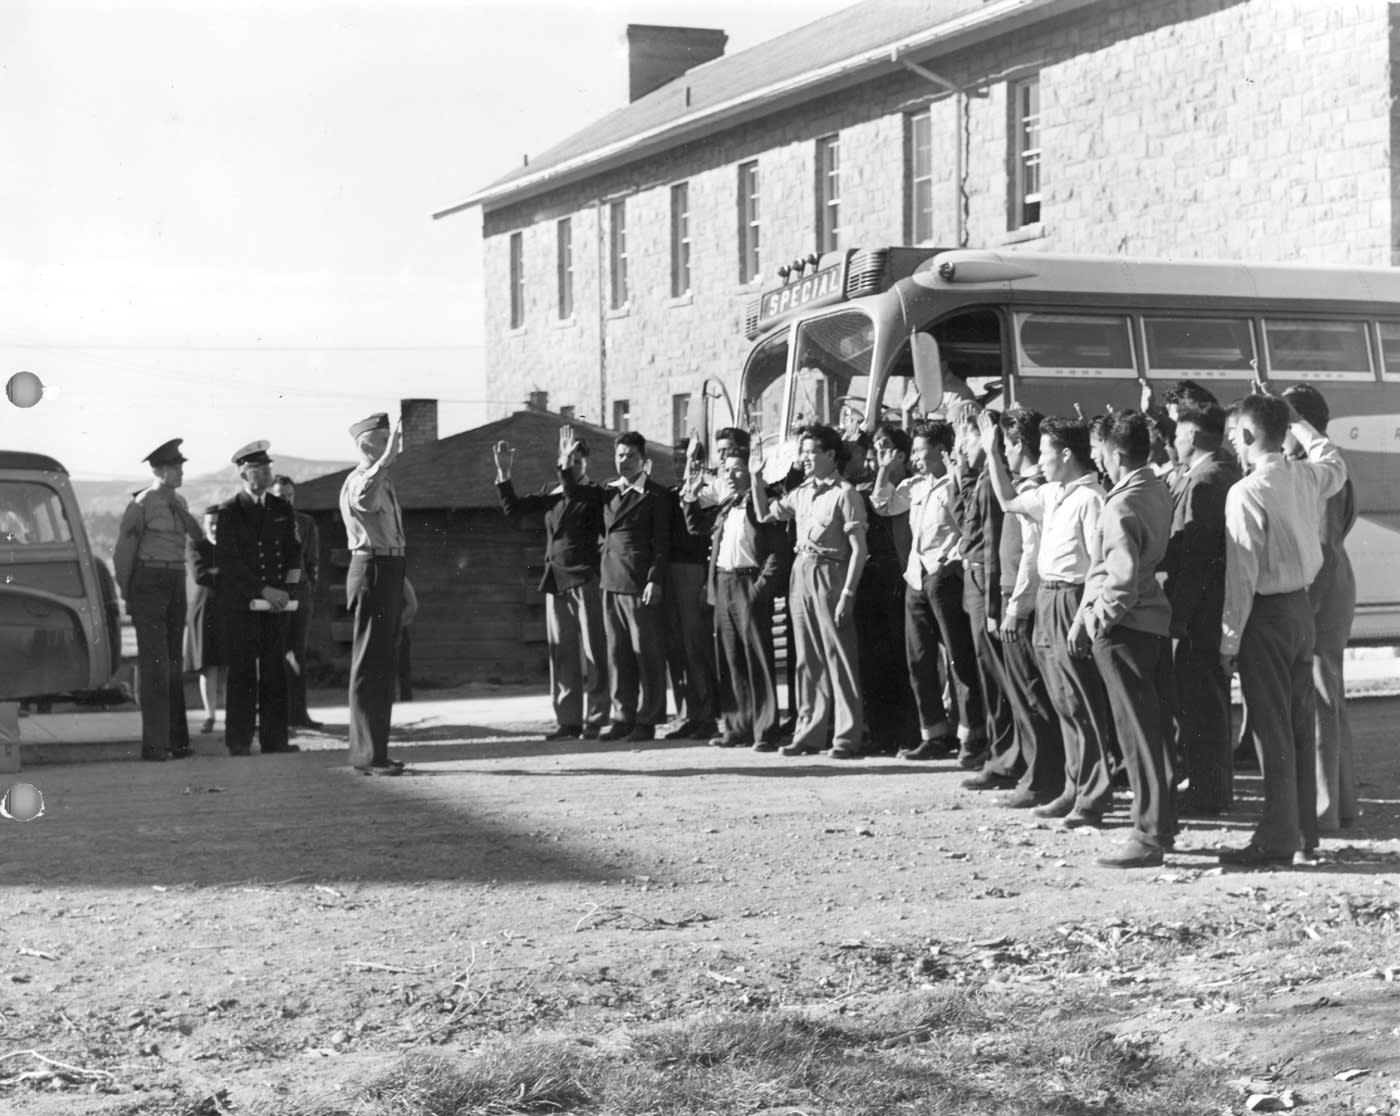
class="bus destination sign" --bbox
[757,260,848,331]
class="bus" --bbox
[0,451,122,701]
[704,247,1400,644]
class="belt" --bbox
[795,548,843,563]
[136,560,185,570]
[352,547,405,557]
[1042,579,1084,590]
[718,566,760,576]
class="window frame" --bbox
[508,231,524,330]
[1139,314,1260,381]
[609,200,629,311]
[556,217,573,321]
[1010,75,1041,230]
[1262,316,1376,383]
[738,160,761,284]
[612,399,631,433]
[669,182,691,299]
[907,111,934,245]
[1014,311,1138,380]
[815,134,841,253]
[671,392,692,447]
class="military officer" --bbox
[216,441,303,756]
[270,475,322,730]
[114,438,205,761]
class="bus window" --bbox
[1376,321,1400,381]
[1143,316,1256,380]
[1016,313,1137,378]
[791,309,875,429]
[1264,318,1374,382]
[739,329,789,443]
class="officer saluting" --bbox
[216,441,303,756]
[114,438,205,761]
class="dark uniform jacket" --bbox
[290,510,319,598]
[1162,451,1241,644]
[682,492,790,607]
[563,472,671,595]
[214,490,302,611]
[496,476,605,594]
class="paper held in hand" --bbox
[250,599,299,612]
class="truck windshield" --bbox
[790,309,876,429]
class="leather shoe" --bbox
[752,740,780,753]
[1218,843,1293,869]
[168,747,193,759]
[141,750,169,762]
[293,718,325,731]
[958,747,990,770]
[1096,839,1164,869]
[581,724,603,740]
[779,743,823,757]
[1031,794,1075,819]
[354,764,402,777]
[662,720,699,740]
[200,717,215,735]
[599,723,634,741]
[1001,789,1048,809]
[899,737,954,761]
[1061,808,1103,830]
[709,735,744,748]
[624,725,655,742]
[962,771,1018,791]
[264,744,302,753]
[828,746,862,760]
[545,725,583,741]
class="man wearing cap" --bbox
[341,412,417,774]
[114,438,205,761]
[216,441,303,756]
[271,475,322,731]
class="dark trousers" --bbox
[666,562,716,723]
[998,604,1064,797]
[284,588,314,724]
[923,563,983,743]
[965,564,1018,775]
[1175,632,1232,811]
[904,583,950,737]
[857,564,919,754]
[224,608,290,754]
[1093,627,1176,847]
[346,554,404,767]
[604,589,666,727]
[714,571,779,744]
[1033,584,1114,813]
[128,566,190,757]
[545,578,608,730]
[1239,590,1318,855]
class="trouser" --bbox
[1174,631,1233,811]
[1239,590,1318,856]
[1033,584,1113,813]
[545,578,609,730]
[998,603,1064,797]
[224,608,291,754]
[904,582,950,737]
[284,587,314,723]
[923,563,983,742]
[128,566,190,757]
[965,563,1018,775]
[789,554,863,752]
[1093,627,1176,848]
[604,589,666,727]
[857,564,918,753]
[1314,573,1357,830]
[665,562,716,724]
[346,554,404,767]
[714,570,779,744]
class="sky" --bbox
[1,0,854,479]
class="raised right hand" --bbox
[493,440,515,475]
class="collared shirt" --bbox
[766,474,866,561]
[1080,466,1173,639]
[1006,472,1105,583]
[873,472,961,590]
[113,484,203,590]
[340,456,405,553]
[612,473,648,497]
[1002,469,1046,619]
[1221,421,1346,656]
[716,501,760,570]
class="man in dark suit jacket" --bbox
[494,427,608,741]
[216,441,303,757]
[1162,403,1241,815]
[682,443,790,749]
[562,429,670,741]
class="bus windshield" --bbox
[790,309,875,429]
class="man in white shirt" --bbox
[1218,387,1346,868]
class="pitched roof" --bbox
[436,0,1094,217]
[295,410,680,514]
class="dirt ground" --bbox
[2,692,1399,1114]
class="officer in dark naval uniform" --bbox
[216,440,302,756]
[114,438,205,761]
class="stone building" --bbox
[436,0,1397,442]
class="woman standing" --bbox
[184,505,225,733]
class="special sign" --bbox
[756,262,848,331]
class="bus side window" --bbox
[1264,318,1374,382]
[1143,316,1257,380]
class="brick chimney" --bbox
[626,25,727,103]
[526,390,549,412]
[399,398,438,450]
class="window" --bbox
[670,183,691,298]
[908,112,934,245]
[671,393,692,447]
[1376,322,1400,380]
[792,310,876,429]
[1016,312,1136,378]
[1010,76,1041,228]
[0,481,73,547]
[1264,318,1374,381]
[816,135,840,252]
[609,200,628,310]
[738,161,760,283]
[559,405,576,421]
[508,232,524,329]
[556,218,573,320]
[1143,317,1257,380]
[612,399,631,432]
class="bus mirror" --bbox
[911,332,942,411]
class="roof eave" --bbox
[433,0,1098,221]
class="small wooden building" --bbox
[294,406,677,687]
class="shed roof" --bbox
[295,410,680,514]
[436,0,1095,217]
